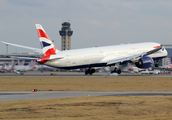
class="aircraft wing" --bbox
[1,41,42,53]
[107,53,146,65]
[107,45,162,65]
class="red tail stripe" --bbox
[37,29,50,40]
[44,46,56,56]
[40,55,50,64]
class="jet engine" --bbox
[135,56,154,68]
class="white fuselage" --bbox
[14,66,30,71]
[43,42,167,69]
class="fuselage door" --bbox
[66,55,71,66]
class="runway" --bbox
[0,71,172,77]
[0,75,172,78]
[1,91,172,101]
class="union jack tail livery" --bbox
[35,24,59,56]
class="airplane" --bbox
[17,60,25,66]
[13,60,36,75]
[36,24,168,75]
[3,60,15,72]
[1,24,168,75]
[14,60,33,71]
[151,57,172,71]
[140,69,160,75]
[27,61,37,70]
[0,62,6,73]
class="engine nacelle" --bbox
[135,56,154,68]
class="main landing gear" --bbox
[110,63,121,75]
[154,60,159,67]
[85,68,95,75]
[111,68,121,74]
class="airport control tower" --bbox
[59,22,73,51]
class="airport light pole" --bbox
[6,44,8,54]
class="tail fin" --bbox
[28,61,36,70]
[32,61,36,68]
[28,60,34,66]
[35,24,59,56]
[9,60,14,67]
[2,62,6,69]
[0,62,6,70]
[21,60,25,66]
[9,63,15,70]
[167,57,172,67]
[12,63,15,69]
[18,60,20,65]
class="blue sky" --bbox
[0,0,172,53]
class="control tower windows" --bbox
[59,22,73,51]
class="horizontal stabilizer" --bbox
[10,56,39,60]
[36,55,64,63]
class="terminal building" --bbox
[59,22,73,51]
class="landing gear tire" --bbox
[111,68,121,74]
[85,71,89,75]
[155,64,159,67]
[85,68,95,75]
[117,69,121,74]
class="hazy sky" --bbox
[0,0,172,53]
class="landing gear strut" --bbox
[111,63,121,74]
[154,60,159,67]
[111,67,121,74]
[85,68,95,75]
